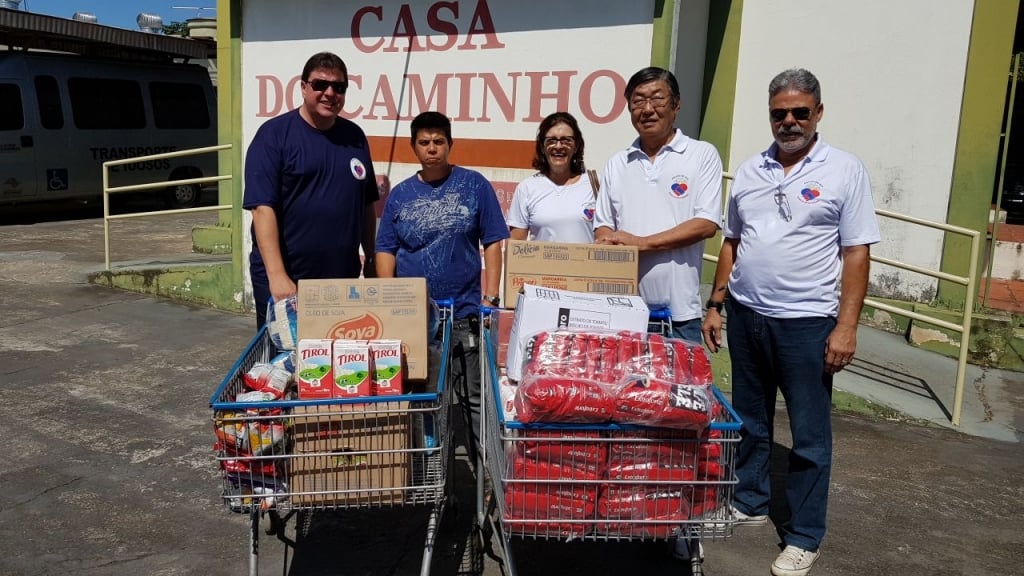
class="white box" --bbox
[506,285,650,381]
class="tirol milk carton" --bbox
[297,339,334,399]
[333,340,373,398]
[370,339,404,396]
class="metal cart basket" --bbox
[477,308,742,576]
[209,300,455,576]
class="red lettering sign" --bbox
[350,0,506,54]
[253,70,627,125]
[329,313,384,340]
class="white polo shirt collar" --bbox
[760,133,831,170]
[627,128,690,160]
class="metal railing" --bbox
[705,174,979,427]
[102,144,234,271]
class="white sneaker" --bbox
[771,545,820,576]
[732,506,768,526]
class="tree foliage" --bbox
[162,21,189,37]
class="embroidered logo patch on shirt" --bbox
[582,206,595,222]
[669,175,689,199]
[799,181,823,203]
[350,158,367,181]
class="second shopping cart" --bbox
[476,306,742,576]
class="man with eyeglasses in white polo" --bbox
[595,66,724,345]
[244,51,379,329]
[702,69,880,576]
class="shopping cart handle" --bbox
[649,308,672,321]
[432,298,455,308]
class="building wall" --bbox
[728,0,976,301]
[235,0,657,304]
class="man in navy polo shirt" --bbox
[703,69,880,576]
[244,51,379,328]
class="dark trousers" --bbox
[727,299,836,552]
[450,316,482,463]
[252,273,270,330]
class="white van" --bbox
[0,51,217,208]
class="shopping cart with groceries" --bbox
[477,306,742,576]
[209,299,455,576]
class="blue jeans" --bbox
[649,318,703,343]
[670,318,703,343]
[727,300,835,552]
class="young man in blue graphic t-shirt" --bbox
[243,52,379,329]
[375,111,509,461]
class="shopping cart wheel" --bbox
[689,541,705,576]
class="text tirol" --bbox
[255,0,628,124]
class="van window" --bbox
[0,84,24,130]
[68,78,145,129]
[150,82,210,129]
[34,75,64,130]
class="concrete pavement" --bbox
[0,211,1021,576]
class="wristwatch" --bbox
[484,295,500,307]
[705,298,724,313]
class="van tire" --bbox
[165,167,202,209]
[166,183,201,209]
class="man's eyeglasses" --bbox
[306,79,348,94]
[770,107,812,122]
[543,136,576,148]
[774,188,793,222]
[629,95,671,111]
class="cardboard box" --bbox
[503,240,639,307]
[489,309,516,369]
[507,285,650,381]
[298,278,429,380]
[289,402,411,506]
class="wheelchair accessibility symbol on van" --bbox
[47,169,68,192]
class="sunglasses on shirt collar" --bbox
[306,79,348,94]
[770,107,813,122]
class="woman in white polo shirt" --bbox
[507,112,599,243]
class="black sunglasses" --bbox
[770,107,813,122]
[306,79,348,94]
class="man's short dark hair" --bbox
[769,69,821,104]
[302,52,347,82]
[410,111,453,145]
[624,67,681,103]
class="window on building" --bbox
[68,78,145,129]
[0,84,25,130]
[150,82,210,129]
[34,75,64,130]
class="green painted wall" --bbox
[90,262,245,313]
[698,0,743,278]
[218,0,246,309]
[651,0,674,68]
[699,0,742,168]
[939,0,1020,308]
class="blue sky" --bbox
[23,0,214,30]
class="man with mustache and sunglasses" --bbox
[702,69,880,576]
[244,52,379,329]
